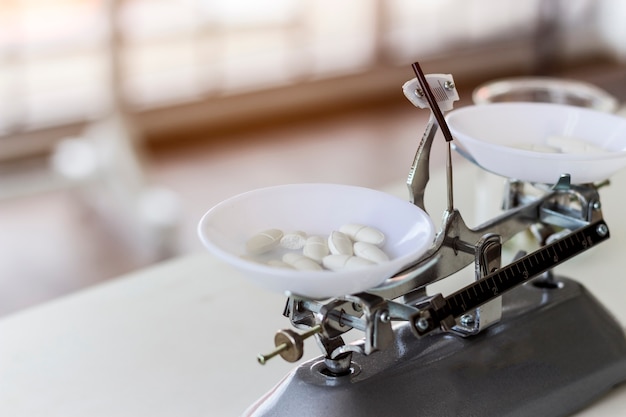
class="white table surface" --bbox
[2,161,626,417]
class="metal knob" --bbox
[257,325,321,365]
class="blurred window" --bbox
[0,0,593,149]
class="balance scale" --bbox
[198,62,626,416]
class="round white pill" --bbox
[303,235,329,263]
[353,241,389,264]
[283,253,323,271]
[322,254,374,271]
[328,231,354,256]
[546,135,608,155]
[246,229,283,255]
[280,231,307,250]
[267,259,296,269]
[339,224,385,246]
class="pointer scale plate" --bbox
[421,220,610,334]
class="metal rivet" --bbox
[379,311,391,323]
[444,80,455,90]
[596,224,608,237]
[351,302,363,313]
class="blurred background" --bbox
[2,0,626,317]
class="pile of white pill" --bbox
[244,224,390,271]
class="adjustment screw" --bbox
[444,80,455,90]
[257,325,321,365]
[460,314,475,326]
[596,224,608,237]
[415,88,424,97]
[415,317,430,331]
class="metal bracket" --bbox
[452,234,503,336]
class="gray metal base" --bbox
[245,278,626,417]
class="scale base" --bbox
[245,278,626,417]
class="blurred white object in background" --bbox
[50,111,181,262]
[50,138,99,182]
[472,77,620,112]
[48,1,182,263]
[596,0,626,63]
